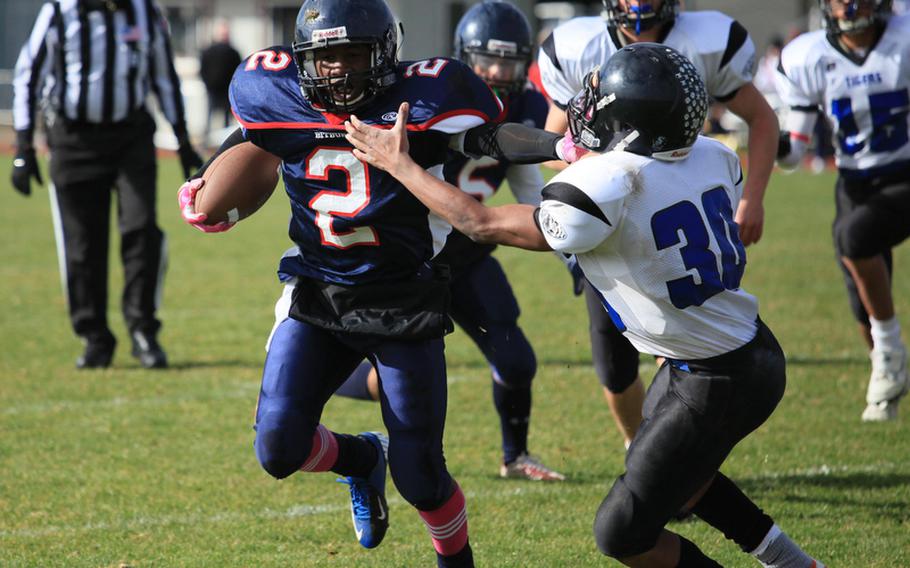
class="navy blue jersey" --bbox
[437,88,548,270]
[230,47,503,285]
[441,88,548,201]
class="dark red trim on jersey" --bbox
[233,108,496,132]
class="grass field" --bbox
[1,155,909,567]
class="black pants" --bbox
[832,172,910,324]
[583,281,640,392]
[594,320,786,557]
[48,110,164,343]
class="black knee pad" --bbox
[585,288,640,392]
[488,325,536,389]
[593,477,660,558]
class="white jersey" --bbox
[538,12,755,108]
[536,137,758,360]
[776,15,910,174]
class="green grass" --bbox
[1,157,909,567]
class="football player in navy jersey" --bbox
[347,42,824,568]
[175,0,573,565]
[537,0,781,451]
[777,0,910,422]
[334,0,565,482]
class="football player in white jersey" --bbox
[346,43,823,568]
[536,0,780,450]
[776,0,910,422]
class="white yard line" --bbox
[1,462,901,539]
[2,375,481,416]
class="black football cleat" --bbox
[76,338,116,369]
[130,331,168,369]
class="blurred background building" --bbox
[0,0,817,146]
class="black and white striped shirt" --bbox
[13,0,189,142]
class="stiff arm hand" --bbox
[344,102,549,251]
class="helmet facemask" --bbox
[602,0,678,36]
[293,19,399,112]
[820,0,892,36]
[462,50,529,97]
[567,68,638,153]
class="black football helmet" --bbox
[819,0,892,35]
[292,0,401,112]
[453,1,533,95]
[567,43,707,160]
[602,0,679,35]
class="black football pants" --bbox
[48,110,164,343]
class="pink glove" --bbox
[555,131,589,164]
[177,178,235,233]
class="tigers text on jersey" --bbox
[777,14,910,176]
[538,12,755,108]
[229,48,503,286]
[535,137,758,360]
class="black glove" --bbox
[565,254,585,296]
[177,141,203,180]
[777,130,791,159]
[11,148,43,197]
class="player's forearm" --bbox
[461,122,561,164]
[777,110,818,168]
[395,160,548,250]
[742,109,778,203]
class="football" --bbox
[195,142,281,224]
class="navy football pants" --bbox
[255,313,454,510]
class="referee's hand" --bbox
[177,142,203,180]
[11,148,43,197]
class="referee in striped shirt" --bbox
[11,0,203,369]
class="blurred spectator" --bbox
[199,20,242,147]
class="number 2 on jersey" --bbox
[651,187,745,309]
[306,148,379,248]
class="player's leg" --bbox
[335,359,380,401]
[371,338,473,567]
[450,256,563,480]
[255,286,389,547]
[833,177,910,421]
[583,283,644,447]
[48,138,119,367]
[594,321,822,566]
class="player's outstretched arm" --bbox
[725,83,779,246]
[345,102,550,251]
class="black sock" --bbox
[492,379,531,464]
[691,472,774,552]
[329,433,377,478]
[677,536,722,567]
[437,540,474,568]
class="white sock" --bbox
[751,524,824,568]
[870,316,903,352]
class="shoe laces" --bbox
[337,478,371,520]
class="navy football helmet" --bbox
[567,43,707,159]
[454,1,533,95]
[292,0,401,112]
[602,0,679,36]
[819,0,892,35]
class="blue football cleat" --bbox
[338,431,389,549]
